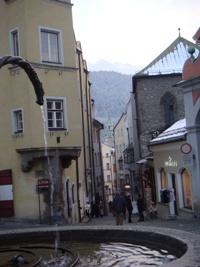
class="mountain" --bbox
[90,71,132,124]
[88,59,142,75]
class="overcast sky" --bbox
[72,0,199,69]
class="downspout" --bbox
[90,101,97,198]
[76,157,81,222]
[99,140,107,215]
[113,127,117,194]
[77,48,88,196]
[85,70,93,201]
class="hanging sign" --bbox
[180,143,192,154]
[38,179,50,190]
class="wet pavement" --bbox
[0,213,200,235]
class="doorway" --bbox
[168,173,178,215]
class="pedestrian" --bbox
[99,201,104,216]
[85,202,91,220]
[112,192,127,225]
[137,194,145,222]
[126,193,133,223]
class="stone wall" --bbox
[135,73,185,157]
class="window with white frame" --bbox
[10,28,19,56]
[12,108,23,133]
[45,97,68,131]
[40,27,63,64]
[107,175,111,182]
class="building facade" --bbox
[101,143,116,212]
[131,35,199,205]
[0,0,96,224]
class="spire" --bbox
[178,28,181,37]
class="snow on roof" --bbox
[150,118,187,144]
[136,37,199,75]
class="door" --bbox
[168,173,178,215]
[0,169,14,216]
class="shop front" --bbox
[150,119,193,219]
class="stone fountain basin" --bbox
[0,225,199,267]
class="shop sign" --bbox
[164,157,177,167]
[38,179,50,190]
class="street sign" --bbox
[180,143,192,154]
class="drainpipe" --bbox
[99,141,107,215]
[77,48,88,196]
[76,157,81,222]
[88,81,97,199]
[85,70,93,201]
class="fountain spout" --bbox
[0,55,45,105]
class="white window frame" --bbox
[10,27,20,56]
[11,108,24,134]
[39,26,63,65]
[44,96,68,132]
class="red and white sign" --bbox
[38,179,50,189]
[180,142,192,154]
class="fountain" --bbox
[0,55,44,105]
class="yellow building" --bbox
[0,0,93,224]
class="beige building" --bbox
[0,0,95,224]
[101,143,115,211]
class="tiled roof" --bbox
[136,36,199,75]
[150,118,187,144]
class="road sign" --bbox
[180,143,192,154]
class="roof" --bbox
[150,118,187,145]
[136,36,199,75]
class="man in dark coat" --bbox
[137,194,145,222]
[126,194,133,223]
[112,192,127,225]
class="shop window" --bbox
[181,169,192,210]
[161,168,167,189]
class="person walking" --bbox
[137,194,145,222]
[112,192,127,225]
[126,194,133,223]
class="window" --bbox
[10,28,19,56]
[72,184,75,204]
[181,169,192,210]
[160,168,167,189]
[12,108,23,133]
[106,163,110,169]
[118,159,123,170]
[40,27,63,64]
[161,93,175,126]
[107,175,111,182]
[45,97,68,131]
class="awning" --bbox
[136,159,148,164]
